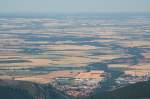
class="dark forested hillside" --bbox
[0,85,33,99]
[80,80,150,99]
[0,80,150,99]
[0,80,70,99]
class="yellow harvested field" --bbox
[0,58,51,68]
[29,59,50,66]
[0,53,127,68]
[142,52,150,58]
[125,64,150,76]
[57,51,87,56]
[125,70,150,76]
[47,44,96,50]
[0,76,14,80]
[15,70,80,84]
[129,64,150,70]
[14,70,105,84]
[75,70,105,80]
[48,54,124,67]
[94,39,115,43]
[89,54,126,62]
[108,63,150,77]
[120,40,150,47]
[108,64,130,68]
[26,41,49,45]
[49,56,91,67]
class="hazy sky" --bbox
[0,0,150,13]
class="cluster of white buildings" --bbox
[114,74,150,89]
[51,70,108,96]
